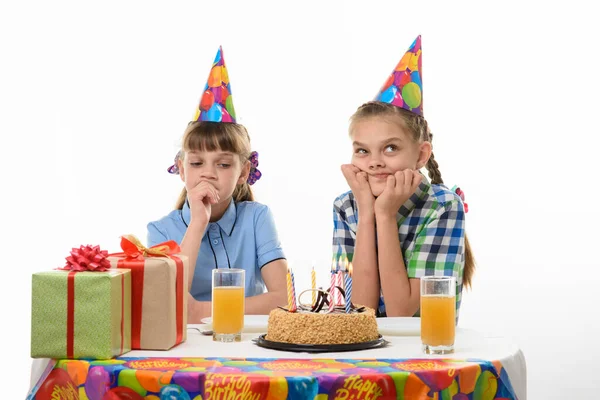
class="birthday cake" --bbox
[265,288,379,345]
[265,307,378,345]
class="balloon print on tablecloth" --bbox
[84,366,111,400]
[57,360,89,387]
[103,386,144,400]
[286,376,318,399]
[170,372,204,394]
[35,369,79,400]
[393,359,457,395]
[159,384,191,400]
[328,373,397,400]
[265,376,287,400]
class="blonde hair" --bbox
[350,101,475,289]
[175,121,254,209]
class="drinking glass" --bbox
[212,269,245,342]
[420,276,456,354]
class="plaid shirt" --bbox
[332,176,466,321]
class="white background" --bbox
[2,0,599,398]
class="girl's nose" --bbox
[368,157,385,169]
[199,165,217,179]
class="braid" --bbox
[419,120,443,185]
[426,152,443,184]
[426,129,443,184]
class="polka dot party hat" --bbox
[374,35,423,116]
[191,46,237,123]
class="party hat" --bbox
[374,35,423,116]
[191,46,237,123]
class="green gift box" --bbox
[31,269,131,359]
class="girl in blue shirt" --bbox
[147,48,287,322]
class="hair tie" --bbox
[451,186,469,213]
[167,150,181,175]
[247,151,262,185]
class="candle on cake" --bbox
[345,262,353,313]
[286,267,296,312]
[335,256,346,306]
[290,267,298,312]
[311,266,317,305]
[329,256,337,312]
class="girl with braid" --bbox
[332,36,474,322]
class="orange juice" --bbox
[212,286,245,334]
[421,295,455,346]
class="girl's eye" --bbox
[355,148,367,155]
[384,145,398,152]
[218,164,231,168]
[190,162,202,167]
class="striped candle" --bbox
[336,256,348,306]
[290,268,298,312]
[329,256,337,312]
[286,268,294,311]
[345,262,353,313]
[311,266,317,305]
[336,270,344,306]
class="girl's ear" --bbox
[416,141,432,170]
[237,160,251,185]
[178,156,185,182]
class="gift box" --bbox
[31,246,131,359]
[108,235,188,350]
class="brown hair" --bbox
[350,101,475,288]
[175,121,254,209]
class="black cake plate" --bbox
[253,334,388,353]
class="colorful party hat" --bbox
[374,35,423,116]
[191,46,237,123]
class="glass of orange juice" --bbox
[420,276,456,354]
[212,268,245,342]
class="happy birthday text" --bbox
[205,373,262,400]
[335,375,384,400]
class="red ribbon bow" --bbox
[63,245,111,272]
[59,244,124,358]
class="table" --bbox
[28,326,526,399]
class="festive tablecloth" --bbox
[28,326,526,400]
[29,356,518,400]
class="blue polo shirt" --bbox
[147,199,286,301]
